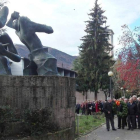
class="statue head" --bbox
[12,11,20,19]
[12,20,19,31]
[11,11,20,30]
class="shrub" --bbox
[22,108,59,136]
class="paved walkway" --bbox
[78,118,140,140]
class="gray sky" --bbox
[5,0,140,56]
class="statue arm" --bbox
[0,43,21,62]
[7,11,53,34]
[0,33,21,62]
[0,6,9,28]
[31,21,54,34]
[0,33,18,54]
[3,49,21,62]
[5,33,18,54]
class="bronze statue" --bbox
[0,6,21,75]
[7,11,58,76]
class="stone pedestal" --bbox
[0,76,76,140]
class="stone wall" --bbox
[0,76,75,140]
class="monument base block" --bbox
[0,76,76,140]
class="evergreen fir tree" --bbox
[74,0,114,100]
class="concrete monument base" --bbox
[0,76,75,140]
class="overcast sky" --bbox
[4,0,140,56]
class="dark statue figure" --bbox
[7,11,58,76]
[0,6,21,75]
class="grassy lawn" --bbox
[75,113,105,136]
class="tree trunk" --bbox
[104,91,107,100]
[94,91,97,100]
[86,91,87,101]
[83,91,85,101]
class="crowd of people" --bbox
[76,100,104,115]
[76,95,140,131]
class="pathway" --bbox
[78,118,140,140]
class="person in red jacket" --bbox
[95,101,100,112]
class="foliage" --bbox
[73,57,89,94]
[117,101,128,117]
[0,106,58,137]
[113,25,140,93]
[114,89,122,99]
[0,105,13,123]
[112,101,117,115]
[22,108,58,136]
[0,105,14,133]
[73,0,114,99]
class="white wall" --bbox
[76,90,105,104]
[10,58,24,76]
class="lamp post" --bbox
[121,87,126,98]
[121,87,124,97]
[108,71,113,99]
[126,90,129,93]
[126,89,129,98]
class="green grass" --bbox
[75,113,105,136]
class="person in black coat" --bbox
[136,97,140,129]
[133,95,138,129]
[87,101,92,115]
[103,97,116,131]
[76,103,81,114]
[99,100,103,113]
[81,101,86,115]
[91,101,95,114]
[127,98,137,130]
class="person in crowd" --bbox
[124,98,128,104]
[113,98,116,102]
[132,95,138,129]
[121,97,125,101]
[102,100,106,113]
[117,98,128,129]
[111,98,117,118]
[91,101,95,114]
[99,100,103,113]
[127,98,137,130]
[95,101,100,112]
[133,95,138,104]
[103,97,116,131]
[117,98,123,129]
[87,100,92,115]
[76,102,81,114]
[136,97,140,129]
[123,98,128,127]
[81,101,86,115]
[85,101,88,115]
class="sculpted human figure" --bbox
[7,11,58,76]
[0,6,21,75]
